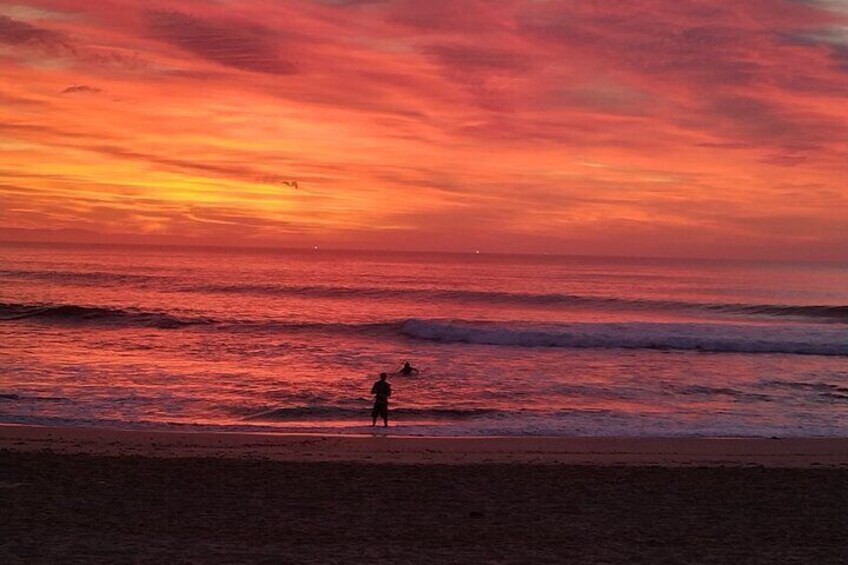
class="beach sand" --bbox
[2,426,848,563]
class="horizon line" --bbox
[1,238,844,267]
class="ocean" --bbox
[1,242,847,437]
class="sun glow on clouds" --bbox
[1,0,847,259]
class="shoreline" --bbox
[3,424,848,467]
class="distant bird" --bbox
[281,180,299,189]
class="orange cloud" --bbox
[1,0,847,259]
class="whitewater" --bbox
[2,242,847,437]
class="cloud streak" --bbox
[145,10,298,75]
[1,0,847,260]
[0,14,67,46]
[61,84,101,94]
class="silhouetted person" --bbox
[371,372,391,427]
[398,361,419,376]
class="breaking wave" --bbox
[400,319,848,356]
[3,301,846,356]
[0,301,396,333]
[0,302,206,329]
[244,406,501,421]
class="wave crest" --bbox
[245,406,500,421]
[401,319,848,356]
[4,301,846,356]
[0,302,205,329]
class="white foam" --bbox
[401,319,848,356]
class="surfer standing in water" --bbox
[398,361,419,376]
[371,372,392,427]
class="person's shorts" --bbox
[372,402,388,419]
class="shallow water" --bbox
[2,242,847,436]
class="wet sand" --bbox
[4,425,848,466]
[2,426,848,563]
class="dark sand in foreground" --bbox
[2,426,848,564]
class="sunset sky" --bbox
[1,0,847,259]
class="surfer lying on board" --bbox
[371,372,392,427]
[398,361,420,376]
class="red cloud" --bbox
[1,0,847,260]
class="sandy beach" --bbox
[4,425,848,466]
[2,426,848,564]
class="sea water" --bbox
[2,242,847,437]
